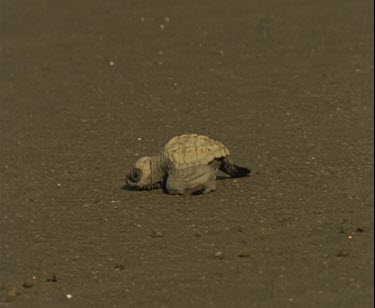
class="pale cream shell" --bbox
[163,134,230,169]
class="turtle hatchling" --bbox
[125,134,251,195]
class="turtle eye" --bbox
[130,168,142,183]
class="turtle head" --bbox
[125,156,155,190]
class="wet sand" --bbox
[0,0,373,307]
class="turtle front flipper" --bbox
[166,164,216,195]
[219,157,251,178]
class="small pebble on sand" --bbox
[214,251,223,259]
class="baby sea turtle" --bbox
[125,134,250,194]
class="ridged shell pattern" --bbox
[163,134,230,169]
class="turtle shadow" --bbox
[216,175,231,181]
[121,173,246,192]
[122,175,236,190]
[121,185,163,192]
[121,185,138,191]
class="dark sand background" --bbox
[0,0,373,307]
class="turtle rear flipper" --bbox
[219,157,251,178]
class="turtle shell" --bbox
[163,134,230,169]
